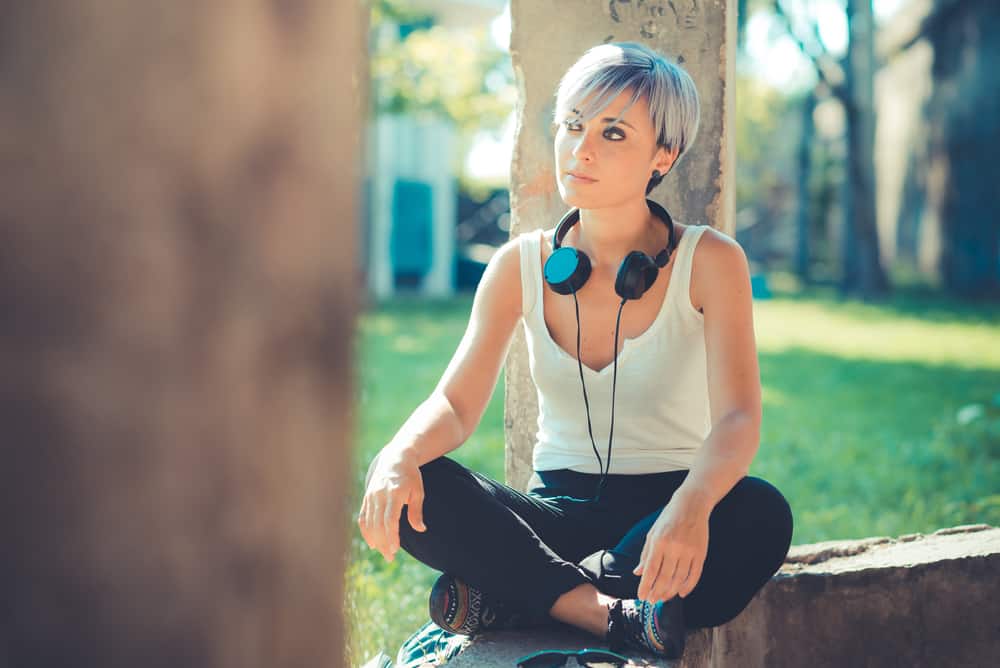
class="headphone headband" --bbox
[552,198,676,266]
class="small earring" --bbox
[647,169,664,195]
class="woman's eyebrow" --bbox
[601,116,635,130]
[570,108,638,132]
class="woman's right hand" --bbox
[357,447,427,562]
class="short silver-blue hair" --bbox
[553,42,701,178]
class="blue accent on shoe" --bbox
[606,596,685,659]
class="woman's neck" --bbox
[571,198,666,270]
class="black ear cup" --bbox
[615,251,659,300]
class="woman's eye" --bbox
[563,120,625,140]
[602,126,625,141]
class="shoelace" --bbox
[605,599,666,654]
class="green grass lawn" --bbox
[345,285,1000,665]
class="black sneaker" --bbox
[428,573,556,636]
[605,596,685,659]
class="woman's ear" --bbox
[654,145,680,176]
[648,145,681,194]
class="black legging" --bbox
[397,455,793,630]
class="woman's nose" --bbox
[571,130,596,161]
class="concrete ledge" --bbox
[446,524,1000,667]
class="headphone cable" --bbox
[571,289,603,502]
[571,289,627,504]
[599,298,626,503]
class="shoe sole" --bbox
[429,574,475,636]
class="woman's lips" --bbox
[566,172,597,183]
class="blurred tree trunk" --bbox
[926,0,1000,297]
[795,90,817,283]
[842,0,889,298]
[775,0,888,298]
[0,1,364,667]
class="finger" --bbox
[633,541,650,590]
[364,493,385,557]
[680,556,704,598]
[407,487,427,532]
[657,553,679,601]
[633,540,649,576]
[357,497,370,545]
[369,496,388,556]
[639,552,663,602]
[664,556,690,601]
[652,554,679,603]
[372,498,388,556]
[360,495,378,549]
[364,496,383,555]
[382,495,401,560]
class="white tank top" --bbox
[518,225,712,474]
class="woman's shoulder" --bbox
[687,224,749,314]
[686,225,746,271]
[514,226,555,242]
[512,227,557,263]
[470,235,526,322]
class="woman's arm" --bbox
[633,229,762,602]
[378,236,524,468]
[359,237,524,562]
[671,228,762,516]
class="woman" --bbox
[358,42,793,660]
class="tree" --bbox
[773,0,890,299]
[369,0,515,136]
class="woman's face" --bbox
[554,88,666,209]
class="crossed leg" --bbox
[574,475,794,629]
[397,456,793,635]
[396,456,629,617]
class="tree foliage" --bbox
[368,0,515,136]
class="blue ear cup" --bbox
[544,246,592,295]
[544,206,590,295]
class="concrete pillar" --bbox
[504,0,738,490]
[0,1,363,666]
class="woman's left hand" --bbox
[633,499,710,603]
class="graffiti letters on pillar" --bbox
[607,0,699,39]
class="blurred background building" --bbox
[364,0,509,299]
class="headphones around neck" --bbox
[544,198,677,301]
[541,198,678,503]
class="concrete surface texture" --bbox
[503,0,737,493]
[444,524,999,667]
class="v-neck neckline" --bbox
[536,226,688,376]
